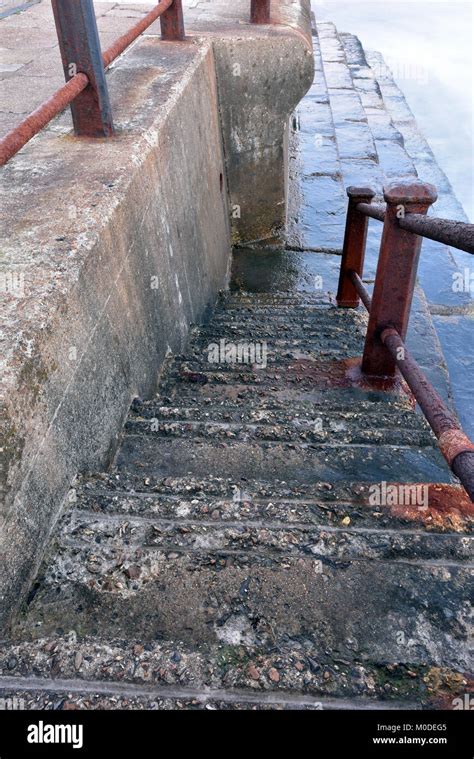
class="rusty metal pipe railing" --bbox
[398,214,474,255]
[348,271,474,501]
[381,328,474,502]
[102,0,179,68]
[338,180,474,502]
[356,201,385,223]
[349,270,372,311]
[251,0,271,23]
[356,201,474,255]
[0,0,183,166]
[0,73,89,166]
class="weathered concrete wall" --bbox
[212,33,314,244]
[0,40,231,630]
[182,0,315,243]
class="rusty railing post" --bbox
[251,0,271,24]
[161,0,185,40]
[361,180,437,377]
[337,187,376,308]
[51,0,114,137]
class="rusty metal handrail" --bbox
[0,0,181,165]
[349,270,474,501]
[0,0,271,167]
[338,182,474,502]
[357,201,474,254]
[102,0,179,68]
[251,0,271,23]
[356,201,386,223]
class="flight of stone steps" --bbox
[0,283,472,710]
[0,14,472,712]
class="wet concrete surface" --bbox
[231,248,453,408]
[312,1,473,222]
[231,249,341,293]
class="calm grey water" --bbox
[313,0,474,221]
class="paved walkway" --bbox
[0,2,151,135]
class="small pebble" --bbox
[74,652,83,671]
[248,665,260,681]
[125,565,141,580]
[268,667,280,683]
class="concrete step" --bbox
[224,293,335,307]
[195,327,365,348]
[208,304,357,322]
[37,508,474,563]
[212,294,338,310]
[75,477,474,533]
[3,635,466,710]
[188,348,367,366]
[126,402,429,443]
[123,422,433,448]
[165,350,366,375]
[11,522,472,667]
[124,402,434,447]
[115,436,453,485]
[150,392,419,424]
[199,302,368,330]
[154,382,416,408]
[224,291,337,305]
[135,395,416,422]
[131,399,417,424]
[76,509,472,563]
